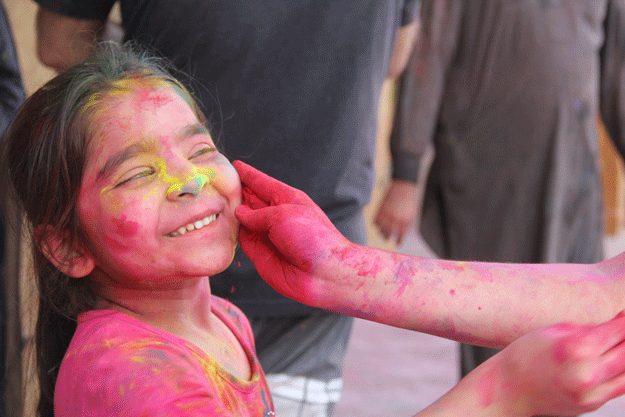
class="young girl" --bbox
[3,42,624,417]
[2,43,272,417]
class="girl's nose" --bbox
[167,173,210,199]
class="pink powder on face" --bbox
[139,90,171,109]
[101,234,131,254]
[115,81,174,111]
[113,215,140,238]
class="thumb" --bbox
[235,205,272,232]
[233,160,306,205]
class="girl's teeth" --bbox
[169,214,217,236]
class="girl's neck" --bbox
[94,276,214,332]
[93,275,252,381]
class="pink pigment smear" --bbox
[101,234,130,254]
[134,85,172,111]
[356,256,382,277]
[477,362,497,408]
[394,259,415,297]
[113,215,139,237]
[472,263,495,283]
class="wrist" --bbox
[469,354,534,417]
[416,356,532,417]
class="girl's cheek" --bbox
[111,215,140,238]
[100,192,124,217]
[99,191,152,233]
[211,158,242,201]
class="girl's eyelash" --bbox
[191,146,216,159]
[115,169,154,187]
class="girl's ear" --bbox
[35,225,95,278]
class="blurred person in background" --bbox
[375,2,625,412]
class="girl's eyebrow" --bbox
[183,123,210,138]
[96,123,211,182]
[97,143,151,182]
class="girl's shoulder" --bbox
[55,308,271,416]
[66,309,198,366]
[55,309,222,415]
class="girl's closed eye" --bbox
[190,144,216,160]
[116,167,155,187]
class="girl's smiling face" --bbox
[77,81,241,289]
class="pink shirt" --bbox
[54,296,274,416]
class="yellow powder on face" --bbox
[142,188,158,201]
[99,184,125,216]
[99,159,216,198]
[159,161,215,197]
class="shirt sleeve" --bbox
[56,340,238,417]
[34,0,117,21]
[390,0,464,182]
[600,0,625,160]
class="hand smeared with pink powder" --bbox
[233,161,351,307]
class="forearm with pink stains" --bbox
[317,245,625,347]
[233,161,625,347]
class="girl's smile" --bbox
[76,82,242,289]
[166,213,218,237]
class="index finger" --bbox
[233,160,311,205]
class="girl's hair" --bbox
[0,42,207,417]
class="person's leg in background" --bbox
[252,314,353,417]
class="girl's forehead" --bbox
[94,76,194,113]
[85,81,205,161]
[88,81,197,138]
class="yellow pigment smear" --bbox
[161,162,214,196]
[100,159,216,200]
